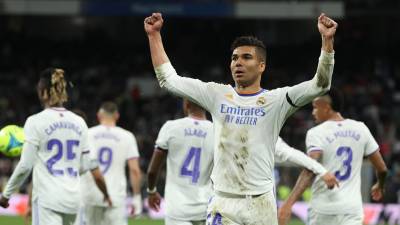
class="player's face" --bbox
[230,46,265,87]
[312,98,330,123]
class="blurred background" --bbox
[0,0,399,224]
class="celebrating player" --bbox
[0,68,92,225]
[278,89,388,225]
[146,99,337,225]
[79,102,142,225]
[144,12,337,224]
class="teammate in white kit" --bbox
[144,12,338,224]
[147,99,214,225]
[278,89,388,225]
[79,102,142,225]
[146,102,337,225]
[0,68,92,225]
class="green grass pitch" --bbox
[0,215,305,225]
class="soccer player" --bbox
[79,102,142,225]
[278,89,388,225]
[144,12,338,224]
[0,68,93,225]
[146,100,337,225]
[147,99,214,225]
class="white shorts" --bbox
[308,208,363,225]
[32,199,76,225]
[165,216,205,225]
[75,204,127,225]
[207,190,278,225]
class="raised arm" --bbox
[286,13,338,109]
[144,13,170,68]
[144,13,217,111]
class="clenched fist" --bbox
[318,13,338,39]
[144,13,164,36]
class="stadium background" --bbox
[0,0,399,224]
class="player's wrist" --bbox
[147,32,162,39]
[146,186,157,194]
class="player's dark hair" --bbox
[187,100,205,113]
[231,36,267,62]
[100,101,118,114]
[324,88,344,112]
[37,68,68,106]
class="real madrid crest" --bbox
[256,96,266,106]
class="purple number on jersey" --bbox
[334,146,353,181]
[46,139,79,177]
[207,212,222,225]
[180,147,201,183]
[98,147,113,174]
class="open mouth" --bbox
[235,71,245,77]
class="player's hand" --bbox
[371,183,384,201]
[318,13,338,39]
[148,192,162,212]
[321,172,339,189]
[144,13,164,36]
[104,196,113,207]
[0,196,10,208]
[278,203,292,225]
[131,195,143,216]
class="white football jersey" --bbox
[306,119,379,215]
[80,125,139,206]
[24,107,90,214]
[155,51,334,195]
[156,117,214,221]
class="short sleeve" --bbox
[23,116,40,147]
[362,123,379,156]
[155,122,171,151]
[88,141,98,166]
[306,129,324,154]
[80,122,91,154]
[126,132,140,160]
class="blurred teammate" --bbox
[146,99,337,225]
[79,102,142,225]
[145,12,337,224]
[147,99,214,225]
[278,89,388,225]
[22,108,112,224]
[0,68,91,225]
